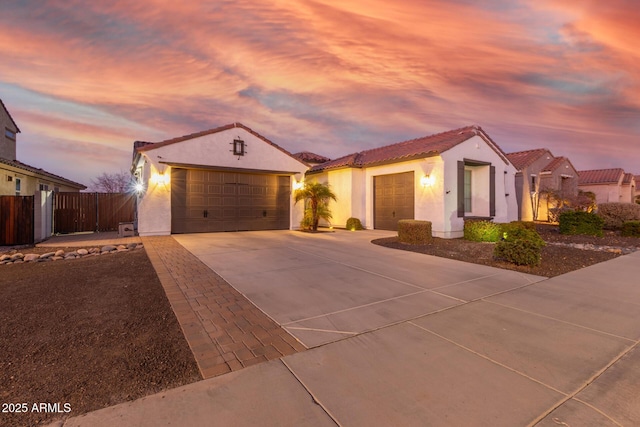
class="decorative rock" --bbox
[54,249,65,257]
[117,245,127,251]
[101,251,111,255]
[52,256,64,261]
[13,260,24,264]
[89,248,100,254]
[0,254,11,261]
[40,252,56,259]
[64,254,76,259]
[127,243,138,250]
[77,249,89,256]
[10,253,24,261]
[24,254,40,262]
[101,245,116,253]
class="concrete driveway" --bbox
[65,230,640,426]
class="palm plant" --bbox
[294,182,337,232]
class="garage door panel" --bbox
[374,171,414,231]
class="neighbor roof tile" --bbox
[578,168,625,185]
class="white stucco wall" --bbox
[441,135,517,238]
[134,126,308,236]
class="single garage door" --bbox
[171,169,290,233]
[373,171,415,231]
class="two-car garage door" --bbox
[171,168,290,233]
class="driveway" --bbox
[64,230,640,426]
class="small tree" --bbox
[90,171,131,193]
[294,182,337,232]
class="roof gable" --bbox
[505,148,550,171]
[292,151,330,164]
[310,125,508,173]
[541,156,577,175]
[578,168,625,185]
[0,98,21,133]
[622,172,635,185]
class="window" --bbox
[531,175,537,189]
[464,169,472,212]
[15,177,21,194]
[232,138,245,156]
[5,128,16,141]
[39,183,49,191]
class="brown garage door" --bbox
[171,169,290,233]
[373,171,415,231]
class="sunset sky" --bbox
[1,0,638,186]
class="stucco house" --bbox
[505,149,579,221]
[306,125,518,238]
[131,123,309,236]
[621,173,636,204]
[577,168,630,204]
[1,98,86,195]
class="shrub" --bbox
[398,220,432,244]
[559,211,604,237]
[345,217,364,231]
[464,220,503,242]
[493,240,542,267]
[597,203,640,229]
[501,222,546,248]
[621,221,640,237]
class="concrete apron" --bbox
[60,232,640,426]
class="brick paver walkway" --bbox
[142,236,306,379]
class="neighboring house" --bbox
[621,173,636,204]
[131,122,309,236]
[577,168,627,204]
[505,149,579,221]
[0,98,86,195]
[635,175,640,203]
[306,125,518,238]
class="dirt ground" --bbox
[372,224,639,277]
[0,250,201,427]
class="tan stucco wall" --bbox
[579,183,623,204]
[1,105,18,161]
[135,126,309,236]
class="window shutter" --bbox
[490,166,496,217]
[457,161,465,217]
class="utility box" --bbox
[118,222,135,238]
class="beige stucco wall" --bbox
[135,126,309,236]
[1,105,18,161]
[579,183,623,205]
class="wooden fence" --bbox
[0,196,34,245]
[54,192,136,234]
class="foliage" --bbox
[345,217,364,231]
[90,171,132,193]
[397,220,432,244]
[294,182,337,232]
[548,190,596,223]
[559,211,604,237]
[501,222,546,248]
[463,220,503,242]
[621,221,640,237]
[596,203,640,230]
[493,240,542,266]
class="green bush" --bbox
[463,220,503,242]
[345,217,364,231]
[501,222,546,248]
[493,240,542,266]
[621,221,640,237]
[398,220,432,244]
[559,211,604,237]
[506,221,536,231]
[597,203,640,229]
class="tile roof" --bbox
[292,151,330,164]
[578,168,625,185]
[622,172,635,185]
[0,157,86,189]
[134,122,301,162]
[0,98,21,133]
[309,125,507,173]
[505,148,549,171]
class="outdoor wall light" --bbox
[420,174,434,187]
[151,172,169,186]
[134,182,145,194]
[293,180,304,190]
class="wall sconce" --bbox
[420,174,434,187]
[151,172,169,186]
[134,182,145,194]
[292,180,304,191]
